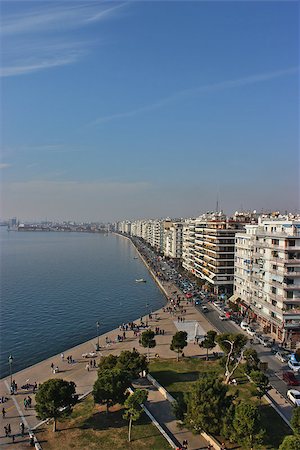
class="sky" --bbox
[1,0,299,222]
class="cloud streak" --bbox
[1,2,127,77]
[92,66,299,124]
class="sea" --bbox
[0,228,166,378]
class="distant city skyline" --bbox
[1,1,299,221]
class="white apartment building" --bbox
[182,220,195,273]
[164,222,183,259]
[234,218,300,345]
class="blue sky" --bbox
[1,1,299,221]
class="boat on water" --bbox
[135,279,147,283]
[133,257,139,259]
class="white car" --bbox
[240,321,249,331]
[219,314,228,321]
[247,327,256,337]
[287,389,300,406]
[288,360,300,373]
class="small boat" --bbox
[135,279,147,283]
[133,257,139,259]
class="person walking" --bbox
[20,422,25,436]
[4,426,8,437]
[2,407,5,418]
[7,423,11,435]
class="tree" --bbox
[98,354,118,372]
[250,370,270,405]
[233,403,265,449]
[140,330,156,361]
[201,330,217,361]
[170,331,188,361]
[244,348,260,374]
[291,407,300,435]
[216,333,248,384]
[93,368,131,413]
[117,350,148,379]
[123,389,148,442]
[35,379,77,432]
[279,435,300,450]
[185,373,232,435]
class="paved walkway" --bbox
[0,277,216,449]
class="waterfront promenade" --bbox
[0,277,215,449]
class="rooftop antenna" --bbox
[216,196,219,213]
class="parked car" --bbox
[283,371,299,386]
[275,352,289,363]
[219,314,228,321]
[288,360,300,373]
[256,335,272,347]
[287,389,300,406]
[247,327,256,337]
[201,306,209,313]
[240,321,249,331]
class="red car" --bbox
[283,371,299,386]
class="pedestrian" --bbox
[33,382,37,393]
[51,362,54,371]
[61,353,64,361]
[29,435,34,446]
[4,426,8,437]
[12,434,15,443]
[85,363,90,371]
[27,396,32,407]
[7,424,11,435]
[20,422,25,436]
[24,398,28,409]
[2,407,5,418]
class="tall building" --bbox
[182,219,195,273]
[234,218,300,345]
[192,212,251,294]
[163,222,183,259]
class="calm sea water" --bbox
[0,228,165,378]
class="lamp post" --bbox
[8,354,13,389]
[96,321,100,351]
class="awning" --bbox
[228,294,241,304]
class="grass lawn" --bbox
[36,395,170,450]
[149,357,291,449]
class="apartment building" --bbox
[234,218,300,345]
[192,213,250,295]
[182,219,195,272]
[164,222,183,259]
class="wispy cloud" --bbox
[0,163,12,169]
[1,2,127,77]
[1,2,127,36]
[91,66,299,124]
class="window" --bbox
[273,265,277,270]
[272,239,279,245]
[288,240,296,247]
[272,287,277,294]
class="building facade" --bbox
[234,218,300,345]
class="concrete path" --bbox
[0,279,215,449]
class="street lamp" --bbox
[96,321,100,351]
[8,354,13,390]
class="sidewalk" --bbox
[134,377,209,450]
[0,279,216,449]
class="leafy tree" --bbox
[221,403,235,440]
[291,407,300,435]
[35,379,77,432]
[140,330,156,361]
[244,348,260,374]
[185,373,232,435]
[172,393,188,421]
[216,333,248,384]
[117,350,148,379]
[93,368,131,413]
[170,331,188,361]
[201,330,217,361]
[250,370,270,405]
[279,435,300,450]
[123,389,148,442]
[233,403,265,449]
[98,354,118,372]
